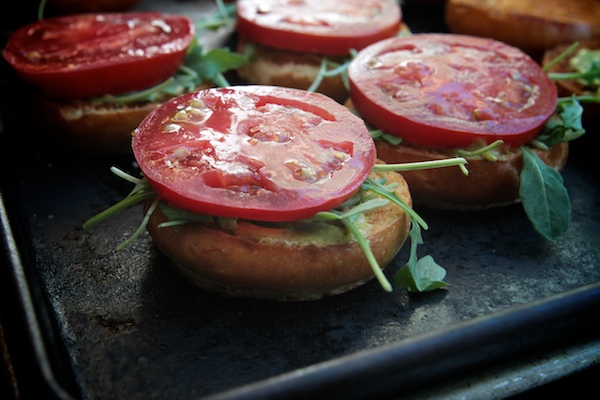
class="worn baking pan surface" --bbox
[1,1,599,399]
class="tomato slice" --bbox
[235,0,402,55]
[348,34,558,149]
[2,12,194,98]
[132,86,376,222]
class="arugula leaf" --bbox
[92,41,247,104]
[535,98,585,147]
[184,46,248,84]
[82,168,153,230]
[196,0,237,31]
[395,223,448,292]
[519,147,571,241]
[370,129,403,145]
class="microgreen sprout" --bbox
[370,129,403,145]
[396,223,448,292]
[313,197,393,291]
[307,50,357,93]
[195,0,237,32]
[545,40,600,103]
[454,140,504,162]
[372,157,468,177]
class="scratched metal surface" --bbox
[0,1,599,399]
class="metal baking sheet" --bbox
[1,1,599,399]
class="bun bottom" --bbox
[375,141,569,210]
[29,83,212,156]
[236,40,350,104]
[31,94,157,155]
[145,169,412,301]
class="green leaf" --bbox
[91,43,247,104]
[395,223,448,293]
[548,47,600,88]
[537,98,585,147]
[370,129,403,145]
[195,0,237,31]
[396,255,448,293]
[185,47,248,83]
[519,147,571,241]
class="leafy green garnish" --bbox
[82,167,154,231]
[546,43,600,89]
[533,98,585,148]
[92,42,247,104]
[545,41,600,101]
[314,196,396,292]
[519,147,571,241]
[307,52,356,94]
[454,140,504,161]
[82,167,157,251]
[370,129,403,145]
[396,223,448,292]
[183,45,248,87]
[195,0,237,32]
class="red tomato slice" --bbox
[2,12,194,98]
[132,86,376,222]
[235,0,402,55]
[348,34,558,149]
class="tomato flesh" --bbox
[236,0,402,55]
[2,12,194,98]
[348,34,558,148]
[132,86,376,222]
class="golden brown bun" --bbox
[31,95,157,155]
[145,168,412,301]
[236,40,350,104]
[30,83,212,156]
[236,24,412,104]
[445,0,600,60]
[375,140,569,210]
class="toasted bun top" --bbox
[445,0,600,59]
[144,168,413,301]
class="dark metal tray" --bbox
[1,1,599,399]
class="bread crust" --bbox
[375,140,569,210]
[144,169,412,301]
[236,39,351,103]
[29,83,212,156]
[445,0,600,59]
[31,95,157,155]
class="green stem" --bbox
[372,157,468,173]
[543,41,580,72]
[116,197,161,251]
[341,217,393,292]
